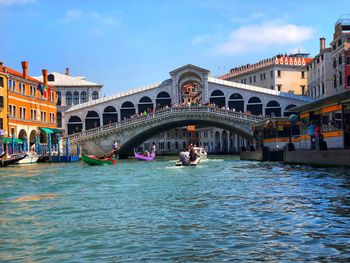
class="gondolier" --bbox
[112,140,120,157]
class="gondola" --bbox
[134,151,155,161]
[81,154,117,165]
[0,153,27,167]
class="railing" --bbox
[68,106,265,141]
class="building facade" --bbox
[64,64,313,154]
[2,61,57,147]
[219,53,312,95]
[0,66,8,137]
[34,68,103,129]
[330,16,350,94]
[306,38,333,99]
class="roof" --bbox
[208,77,315,103]
[33,72,102,87]
[5,67,43,84]
[289,89,350,113]
[169,64,210,76]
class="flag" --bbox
[46,86,51,100]
[37,83,43,95]
[42,85,47,98]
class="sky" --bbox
[0,0,349,96]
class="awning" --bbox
[1,137,23,144]
[40,127,54,134]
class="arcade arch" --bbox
[247,96,262,115]
[138,96,153,113]
[103,106,118,125]
[210,90,225,108]
[121,101,136,120]
[85,111,100,130]
[228,93,244,112]
[156,92,171,109]
[265,100,281,117]
[68,116,83,135]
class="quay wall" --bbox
[240,150,264,161]
[284,149,350,167]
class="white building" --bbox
[34,68,103,128]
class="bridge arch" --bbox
[284,104,297,117]
[210,90,225,108]
[265,100,281,117]
[138,96,153,113]
[228,93,244,112]
[156,92,171,109]
[68,116,82,134]
[121,101,136,120]
[85,111,100,130]
[103,106,118,125]
[247,96,262,115]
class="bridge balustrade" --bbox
[67,106,264,141]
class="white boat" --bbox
[194,147,207,160]
[18,152,39,164]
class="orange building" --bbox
[1,61,57,147]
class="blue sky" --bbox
[0,0,349,95]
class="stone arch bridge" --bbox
[68,106,264,157]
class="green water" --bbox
[1,157,350,262]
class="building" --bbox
[306,38,333,99]
[330,15,350,94]
[64,64,313,154]
[2,61,57,148]
[219,53,312,95]
[34,68,103,128]
[0,64,8,137]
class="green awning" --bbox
[40,127,54,134]
[1,137,23,144]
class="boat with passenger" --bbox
[18,152,39,164]
[134,151,155,161]
[82,154,117,165]
[0,153,27,167]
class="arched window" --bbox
[247,96,262,116]
[284,104,297,117]
[138,96,153,113]
[120,101,135,120]
[210,90,225,108]
[73,91,79,105]
[228,93,244,112]
[66,91,72,106]
[103,106,118,125]
[81,91,87,103]
[48,74,55,82]
[265,100,281,117]
[67,115,82,135]
[156,92,171,109]
[92,91,99,100]
[85,111,100,130]
[57,91,61,106]
[57,112,62,127]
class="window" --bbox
[260,74,263,80]
[92,91,99,100]
[301,71,305,79]
[334,75,337,88]
[338,39,342,47]
[0,77,3,88]
[253,75,256,82]
[30,86,36,96]
[30,109,37,121]
[0,96,3,109]
[12,106,16,118]
[277,70,281,77]
[339,55,342,65]
[50,113,55,123]
[333,44,336,51]
[73,91,79,105]
[271,85,274,90]
[8,79,12,89]
[249,76,252,83]
[333,59,336,68]
[348,76,350,86]
[270,71,273,77]
[19,83,26,94]
[339,72,342,86]
[264,73,266,80]
[322,83,325,94]
[81,91,87,103]
[277,84,282,91]
[66,91,72,106]
[11,80,16,91]
[301,85,305,95]
[57,91,61,105]
[19,107,26,119]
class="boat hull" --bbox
[18,153,39,164]
[0,153,27,167]
[134,152,155,161]
[82,155,117,165]
[175,157,200,166]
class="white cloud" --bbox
[191,34,212,45]
[0,0,35,5]
[216,22,314,55]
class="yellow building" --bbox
[0,63,8,138]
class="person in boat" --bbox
[143,150,150,157]
[179,148,190,165]
[151,142,156,153]
[112,140,120,157]
[189,144,198,162]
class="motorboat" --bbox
[18,152,39,164]
[194,147,207,160]
[175,156,200,166]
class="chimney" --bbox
[320,37,326,52]
[21,61,28,79]
[42,69,48,86]
[65,67,69,76]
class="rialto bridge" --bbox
[64,64,314,154]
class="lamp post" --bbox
[11,132,15,155]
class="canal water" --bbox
[1,157,350,262]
